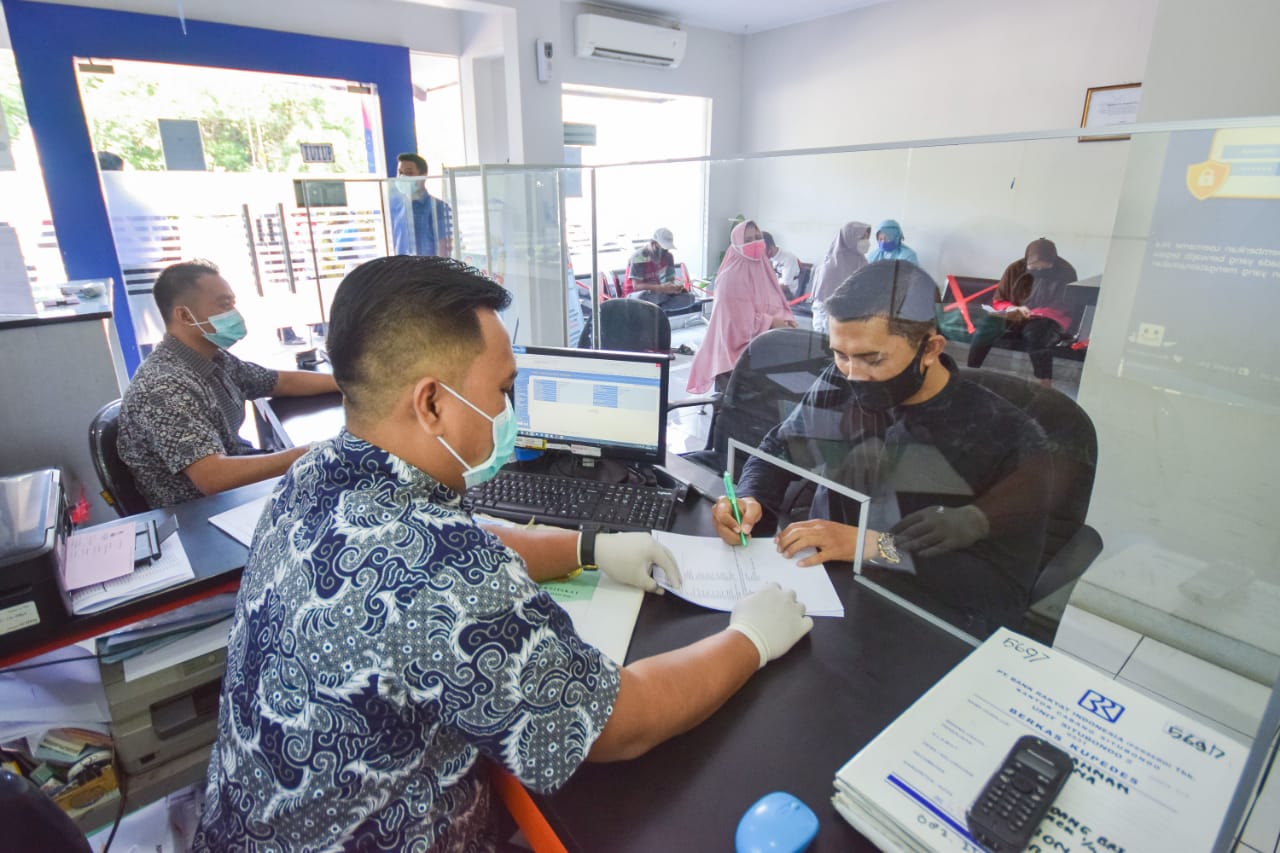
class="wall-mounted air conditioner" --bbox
[574,13,687,68]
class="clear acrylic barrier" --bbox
[491,118,1280,670]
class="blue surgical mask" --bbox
[437,383,517,489]
[877,238,901,253]
[187,308,247,349]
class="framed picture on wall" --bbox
[1080,83,1142,141]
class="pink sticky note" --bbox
[63,524,136,590]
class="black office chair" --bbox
[671,328,832,477]
[89,399,150,516]
[0,769,93,853]
[598,298,672,353]
[960,370,1103,611]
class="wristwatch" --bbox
[577,527,599,570]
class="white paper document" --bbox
[542,572,645,665]
[62,523,136,590]
[652,531,844,617]
[0,646,110,739]
[209,496,271,547]
[69,534,195,615]
[833,628,1248,853]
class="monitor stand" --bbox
[547,453,640,486]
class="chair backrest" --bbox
[89,399,151,516]
[958,370,1098,562]
[711,328,832,460]
[599,298,672,353]
[0,769,93,853]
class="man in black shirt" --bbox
[711,260,1050,636]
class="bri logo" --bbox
[1079,689,1125,723]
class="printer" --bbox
[0,469,71,648]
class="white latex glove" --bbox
[592,531,682,594]
[727,584,814,669]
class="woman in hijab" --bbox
[809,221,871,333]
[688,220,797,393]
[968,237,1078,386]
[865,219,919,265]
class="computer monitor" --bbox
[511,346,669,466]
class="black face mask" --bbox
[847,338,930,413]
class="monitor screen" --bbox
[511,346,669,465]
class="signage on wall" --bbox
[300,142,336,164]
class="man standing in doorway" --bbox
[391,153,454,257]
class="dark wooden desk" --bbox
[0,479,274,668]
[256,393,975,850]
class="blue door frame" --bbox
[2,0,415,373]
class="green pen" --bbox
[722,471,749,547]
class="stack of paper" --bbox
[652,531,844,617]
[832,628,1248,852]
[67,534,194,615]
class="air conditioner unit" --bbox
[574,13,687,68]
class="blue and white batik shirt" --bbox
[194,431,620,852]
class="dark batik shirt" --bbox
[194,432,619,852]
[117,335,278,507]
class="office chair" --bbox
[89,399,150,516]
[0,768,93,853]
[960,370,1103,607]
[670,328,832,477]
[598,298,672,353]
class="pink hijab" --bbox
[810,221,871,304]
[688,221,795,393]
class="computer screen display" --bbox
[511,346,669,465]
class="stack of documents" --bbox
[832,628,1248,852]
[652,531,844,617]
[66,534,194,615]
[96,593,237,682]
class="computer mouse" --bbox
[735,791,820,853]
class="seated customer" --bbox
[194,255,813,851]
[117,260,339,508]
[711,260,1050,637]
[968,238,1078,387]
[865,219,919,265]
[688,220,797,393]
[763,231,801,298]
[627,227,695,311]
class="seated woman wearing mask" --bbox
[865,219,919,265]
[688,220,797,393]
[708,261,1052,638]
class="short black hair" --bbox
[762,231,776,251]
[154,260,220,323]
[825,260,940,347]
[397,153,428,174]
[328,256,512,418]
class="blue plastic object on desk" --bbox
[735,791,819,853]
[513,447,542,462]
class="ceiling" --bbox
[570,0,893,34]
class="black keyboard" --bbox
[467,470,676,532]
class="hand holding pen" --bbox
[713,472,763,547]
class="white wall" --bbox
[732,0,1156,285]
[1076,0,1280,672]
[740,0,1156,151]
